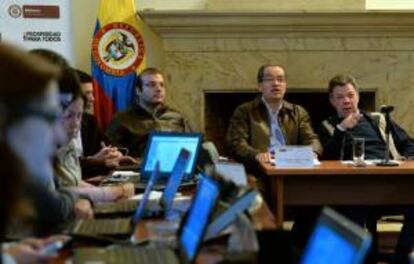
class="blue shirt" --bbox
[262,97,286,153]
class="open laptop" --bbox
[140,132,203,182]
[68,162,161,237]
[300,207,372,264]
[204,188,258,241]
[74,175,221,264]
[106,132,202,189]
[94,148,192,216]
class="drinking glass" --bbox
[353,137,365,166]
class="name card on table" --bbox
[274,146,316,168]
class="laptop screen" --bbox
[179,176,219,263]
[132,161,160,224]
[141,132,203,181]
[300,207,372,264]
[161,148,191,210]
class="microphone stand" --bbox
[376,110,399,166]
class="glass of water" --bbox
[353,137,365,166]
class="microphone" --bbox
[377,104,399,166]
[380,105,394,114]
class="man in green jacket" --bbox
[227,64,322,170]
[106,67,192,158]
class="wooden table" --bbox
[261,160,414,228]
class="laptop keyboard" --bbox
[134,248,178,264]
[73,218,131,235]
[74,247,179,264]
[95,200,138,214]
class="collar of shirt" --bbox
[73,130,83,156]
[261,96,283,118]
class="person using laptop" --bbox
[76,69,95,115]
[319,74,414,264]
[31,49,135,203]
[55,71,135,202]
[0,42,95,252]
[106,67,193,158]
[75,69,138,178]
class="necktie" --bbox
[274,126,286,146]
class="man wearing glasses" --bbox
[227,64,322,170]
[106,67,192,158]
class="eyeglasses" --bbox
[262,76,286,83]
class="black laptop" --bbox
[300,207,372,264]
[74,175,221,264]
[95,148,192,216]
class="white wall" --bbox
[71,0,99,71]
[136,0,206,10]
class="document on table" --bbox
[271,146,319,168]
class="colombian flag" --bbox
[91,0,146,129]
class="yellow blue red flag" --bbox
[91,0,146,129]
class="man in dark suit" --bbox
[319,74,414,264]
[76,70,137,178]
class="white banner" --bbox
[0,0,74,64]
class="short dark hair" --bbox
[257,64,286,83]
[328,74,359,95]
[135,67,164,91]
[30,49,83,109]
[76,69,92,84]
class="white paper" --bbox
[128,190,163,201]
[274,146,315,168]
[112,171,140,177]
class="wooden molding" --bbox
[140,11,414,38]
